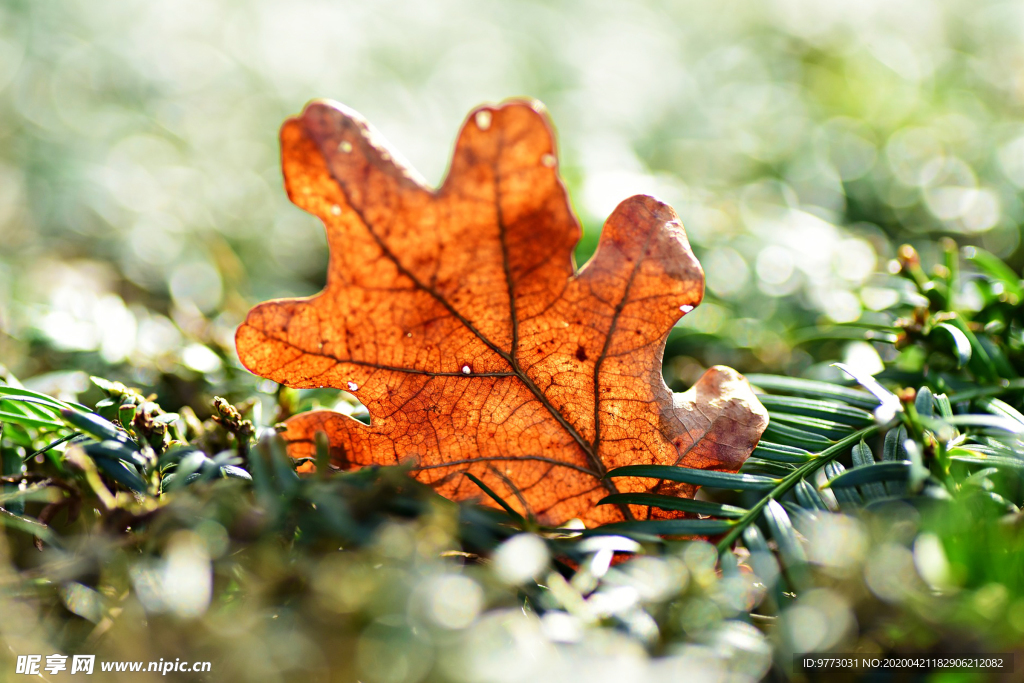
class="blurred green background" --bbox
[4,3,1024,681]
[5,0,1024,404]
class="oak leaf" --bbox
[236,99,768,526]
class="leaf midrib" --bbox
[312,124,638,517]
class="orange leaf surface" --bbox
[236,99,768,526]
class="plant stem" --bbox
[716,423,885,554]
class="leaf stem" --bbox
[715,423,885,554]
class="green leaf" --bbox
[84,440,148,470]
[851,440,887,500]
[975,333,1017,380]
[605,465,778,491]
[833,363,901,420]
[764,500,806,568]
[963,441,1018,457]
[823,461,912,488]
[903,439,928,490]
[944,315,1001,383]
[914,386,934,418]
[719,547,742,575]
[158,444,202,470]
[248,435,275,508]
[210,450,243,468]
[0,395,65,419]
[166,450,215,491]
[741,525,783,600]
[883,426,906,461]
[745,374,879,409]
[742,524,771,554]
[0,385,86,412]
[766,413,855,439]
[596,493,747,518]
[0,508,61,547]
[948,450,1024,472]
[763,420,832,449]
[0,481,60,506]
[60,409,126,443]
[793,479,827,511]
[943,238,960,303]
[585,519,735,537]
[266,433,301,494]
[0,409,64,429]
[824,461,864,506]
[1,422,34,447]
[963,245,1024,302]
[160,472,202,492]
[755,394,874,426]
[219,465,253,481]
[933,323,971,368]
[93,457,147,493]
[978,397,1024,429]
[464,472,525,522]
[741,458,796,477]
[965,489,1018,514]
[961,467,1000,489]
[314,430,331,480]
[781,501,819,527]
[944,414,1024,433]
[791,326,898,345]
[24,433,80,462]
[751,441,813,463]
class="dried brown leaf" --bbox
[237,100,768,526]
